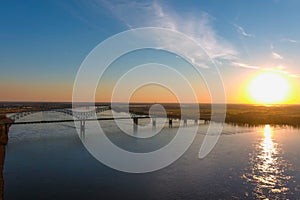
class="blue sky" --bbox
[1,0,300,102]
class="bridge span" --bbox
[1,106,212,137]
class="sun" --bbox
[248,71,290,104]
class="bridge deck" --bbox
[0,116,150,125]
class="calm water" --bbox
[4,111,300,199]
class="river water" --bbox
[4,111,300,199]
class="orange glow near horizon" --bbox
[1,70,299,104]
[0,80,73,102]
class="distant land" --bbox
[1,102,300,127]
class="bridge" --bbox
[1,106,213,138]
[1,106,151,137]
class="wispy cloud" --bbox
[67,1,299,78]
[270,44,284,60]
[231,62,299,78]
[265,66,300,78]
[234,24,255,38]
[232,62,260,69]
[272,52,283,60]
[100,0,237,68]
[281,38,300,44]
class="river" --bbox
[4,111,300,199]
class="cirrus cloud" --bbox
[100,0,237,68]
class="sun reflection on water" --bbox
[243,125,292,199]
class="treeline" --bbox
[128,103,300,127]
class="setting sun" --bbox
[248,72,291,104]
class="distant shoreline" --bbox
[1,102,300,127]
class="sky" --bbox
[1,0,300,103]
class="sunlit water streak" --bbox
[243,125,293,199]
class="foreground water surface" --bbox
[4,111,300,199]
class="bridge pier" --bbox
[168,118,173,128]
[194,119,198,125]
[133,117,138,134]
[152,118,156,131]
[183,119,187,127]
[80,120,86,140]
